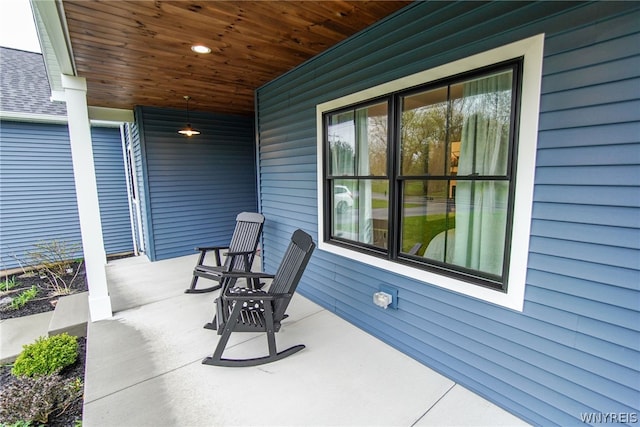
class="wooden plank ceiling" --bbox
[62,0,412,116]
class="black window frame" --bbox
[322,59,523,291]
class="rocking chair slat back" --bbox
[270,230,315,321]
[227,213,264,271]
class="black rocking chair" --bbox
[185,212,265,294]
[203,229,315,367]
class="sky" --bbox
[0,0,41,53]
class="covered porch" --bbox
[83,253,527,426]
[19,1,640,424]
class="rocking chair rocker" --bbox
[203,229,315,367]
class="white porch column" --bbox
[61,74,112,321]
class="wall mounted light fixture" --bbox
[178,96,200,137]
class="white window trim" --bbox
[316,34,544,311]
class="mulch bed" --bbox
[0,338,86,426]
[0,261,88,320]
[0,262,88,426]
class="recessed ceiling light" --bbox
[191,45,211,54]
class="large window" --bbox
[317,35,544,310]
[324,63,519,289]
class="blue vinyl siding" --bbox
[134,106,257,261]
[256,2,640,425]
[0,121,81,269]
[0,121,133,270]
[92,126,134,255]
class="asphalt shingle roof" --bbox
[0,47,67,116]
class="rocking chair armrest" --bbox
[194,245,229,267]
[222,291,292,302]
[194,245,229,252]
[219,271,275,280]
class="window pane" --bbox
[453,69,513,177]
[331,179,389,249]
[400,87,448,176]
[328,111,355,175]
[450,180,509,277]
[411,179,509,277]
[402,180,454,257]
[357,103,388,176]
[328,102,388,177]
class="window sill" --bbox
[319,239,526,311]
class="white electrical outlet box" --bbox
[373,291,393,309]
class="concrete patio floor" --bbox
[83,253,529,426]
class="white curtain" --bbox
[329,114,355,175]
[329,110,373,245]
[338,109,373,244]
[357,109,373,244]
[452,72,511,276]
[329,115,354,240]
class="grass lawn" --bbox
[402,214,452,254]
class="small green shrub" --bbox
[11,333,78,378]
[1,276,17,293]
[9,286,38,310]
[0,374,82,425]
